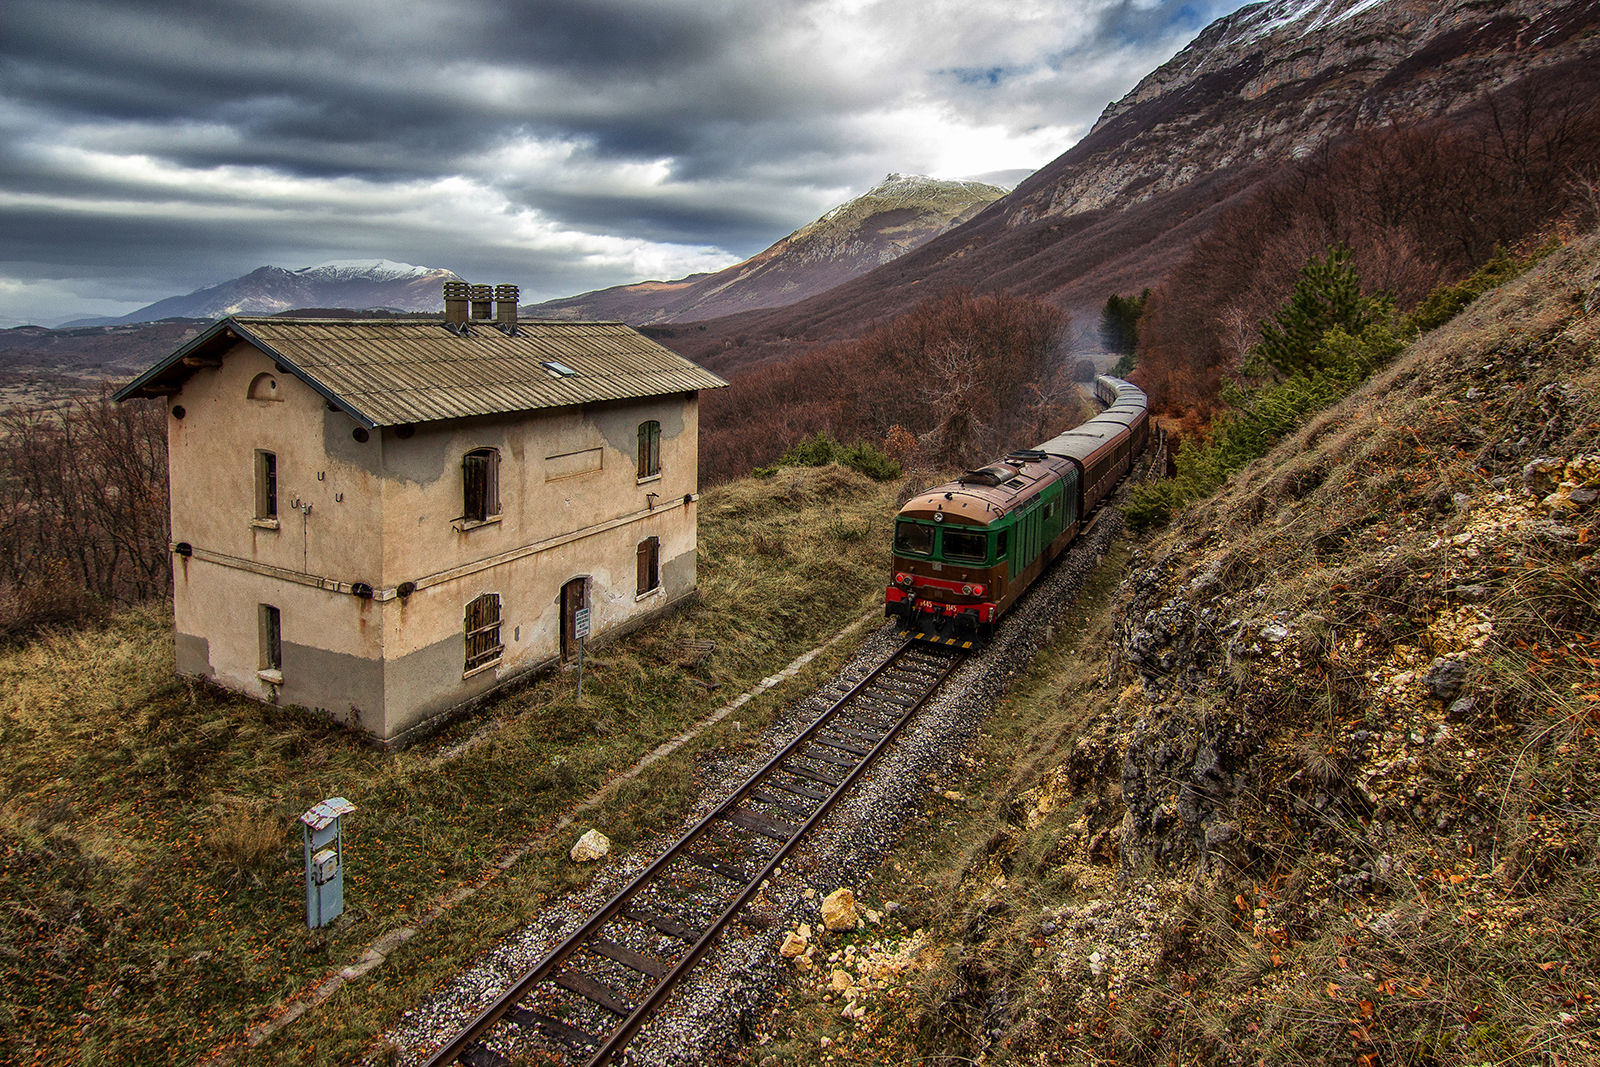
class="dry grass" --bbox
[0,464,902,1067]
[206,807,287,885]
[740,238,1600,1067]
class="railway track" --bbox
[421,641,965,1067]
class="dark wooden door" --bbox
[560,577,587,661]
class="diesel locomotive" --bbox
[885,375,1149,647]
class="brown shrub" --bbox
[0,389,170,611]
[1135,62,1600,415]
[701,290,1070,483]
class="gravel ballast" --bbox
[386,509,1127,1066]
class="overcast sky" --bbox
[0,0,1243,325]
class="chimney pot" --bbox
[494,284,520,325]
[469,284,493,321]
[443,280,470,325]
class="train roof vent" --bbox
[958,464,1014,486]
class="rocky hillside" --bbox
[743,232,1600,1065]
[1007,0,1600,225]
[522,175,1005,324]
[61,260,460,327]
[658,0,1600,375]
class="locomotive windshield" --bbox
[942,529,988,563]
[894,520,935,556]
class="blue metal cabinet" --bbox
[300,797,356,929]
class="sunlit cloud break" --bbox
[0,0,1243,324]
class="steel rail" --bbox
[421,641,963,1067]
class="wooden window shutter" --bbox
[637,421,660,478]
[637,536,659,595]
[463,449,498,521]
[464,592,503,671]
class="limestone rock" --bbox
[821,887,860,931]
[570,828,610,862]
[1424,658,1469,704]
[780,931,808,958]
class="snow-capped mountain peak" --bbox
[292,259,440,282]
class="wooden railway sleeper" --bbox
[782,763,843,787]
[461,1045,510,1067]
[506,1008,599,1051]
[680,851,749,884]
[852,696,906,717]
[810,734,871,756]
[620,905,701,942]
[555,969,633,1016]
[588,938,670,980]
[799,746,857,769]
[748,789,814,821]
[422,643,963,1067]
[722,806,798,841]
[763,778,828,803]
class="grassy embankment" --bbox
[0,463,906,1067]
[741,237,1600,1065]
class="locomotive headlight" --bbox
[962,584,972,595]
[972,584,986,597]
[895,572,912,586]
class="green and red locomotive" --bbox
[885,375,1148,647]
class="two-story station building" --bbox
[114,283,726,744]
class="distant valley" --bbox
[0,178,1008,400]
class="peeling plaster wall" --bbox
[164,346,704,741]
[167,345,384,582]
[375,394,697,587]
[377,494,700,738]
[171,558,384,726]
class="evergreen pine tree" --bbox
[1254,246,1389,379]
[1100,289,1148,374]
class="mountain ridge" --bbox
[60,260,462,328]
[522,174,1006,324]
[651,0,1600,378]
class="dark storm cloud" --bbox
[2,0,805,172]
[0,0,1243,323]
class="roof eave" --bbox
[227,320,377,429]
[111,316,378,429]
[111,318,235,402]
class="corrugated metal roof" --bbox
[113,316,727,427]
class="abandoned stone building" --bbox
[114,283,726,743]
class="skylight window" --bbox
[541,360,579,378]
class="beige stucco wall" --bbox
[374,393,697,585]
[173,558,386,726]
[166,341,702,740]
[377,508,697,737]
[168,343,385,584]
